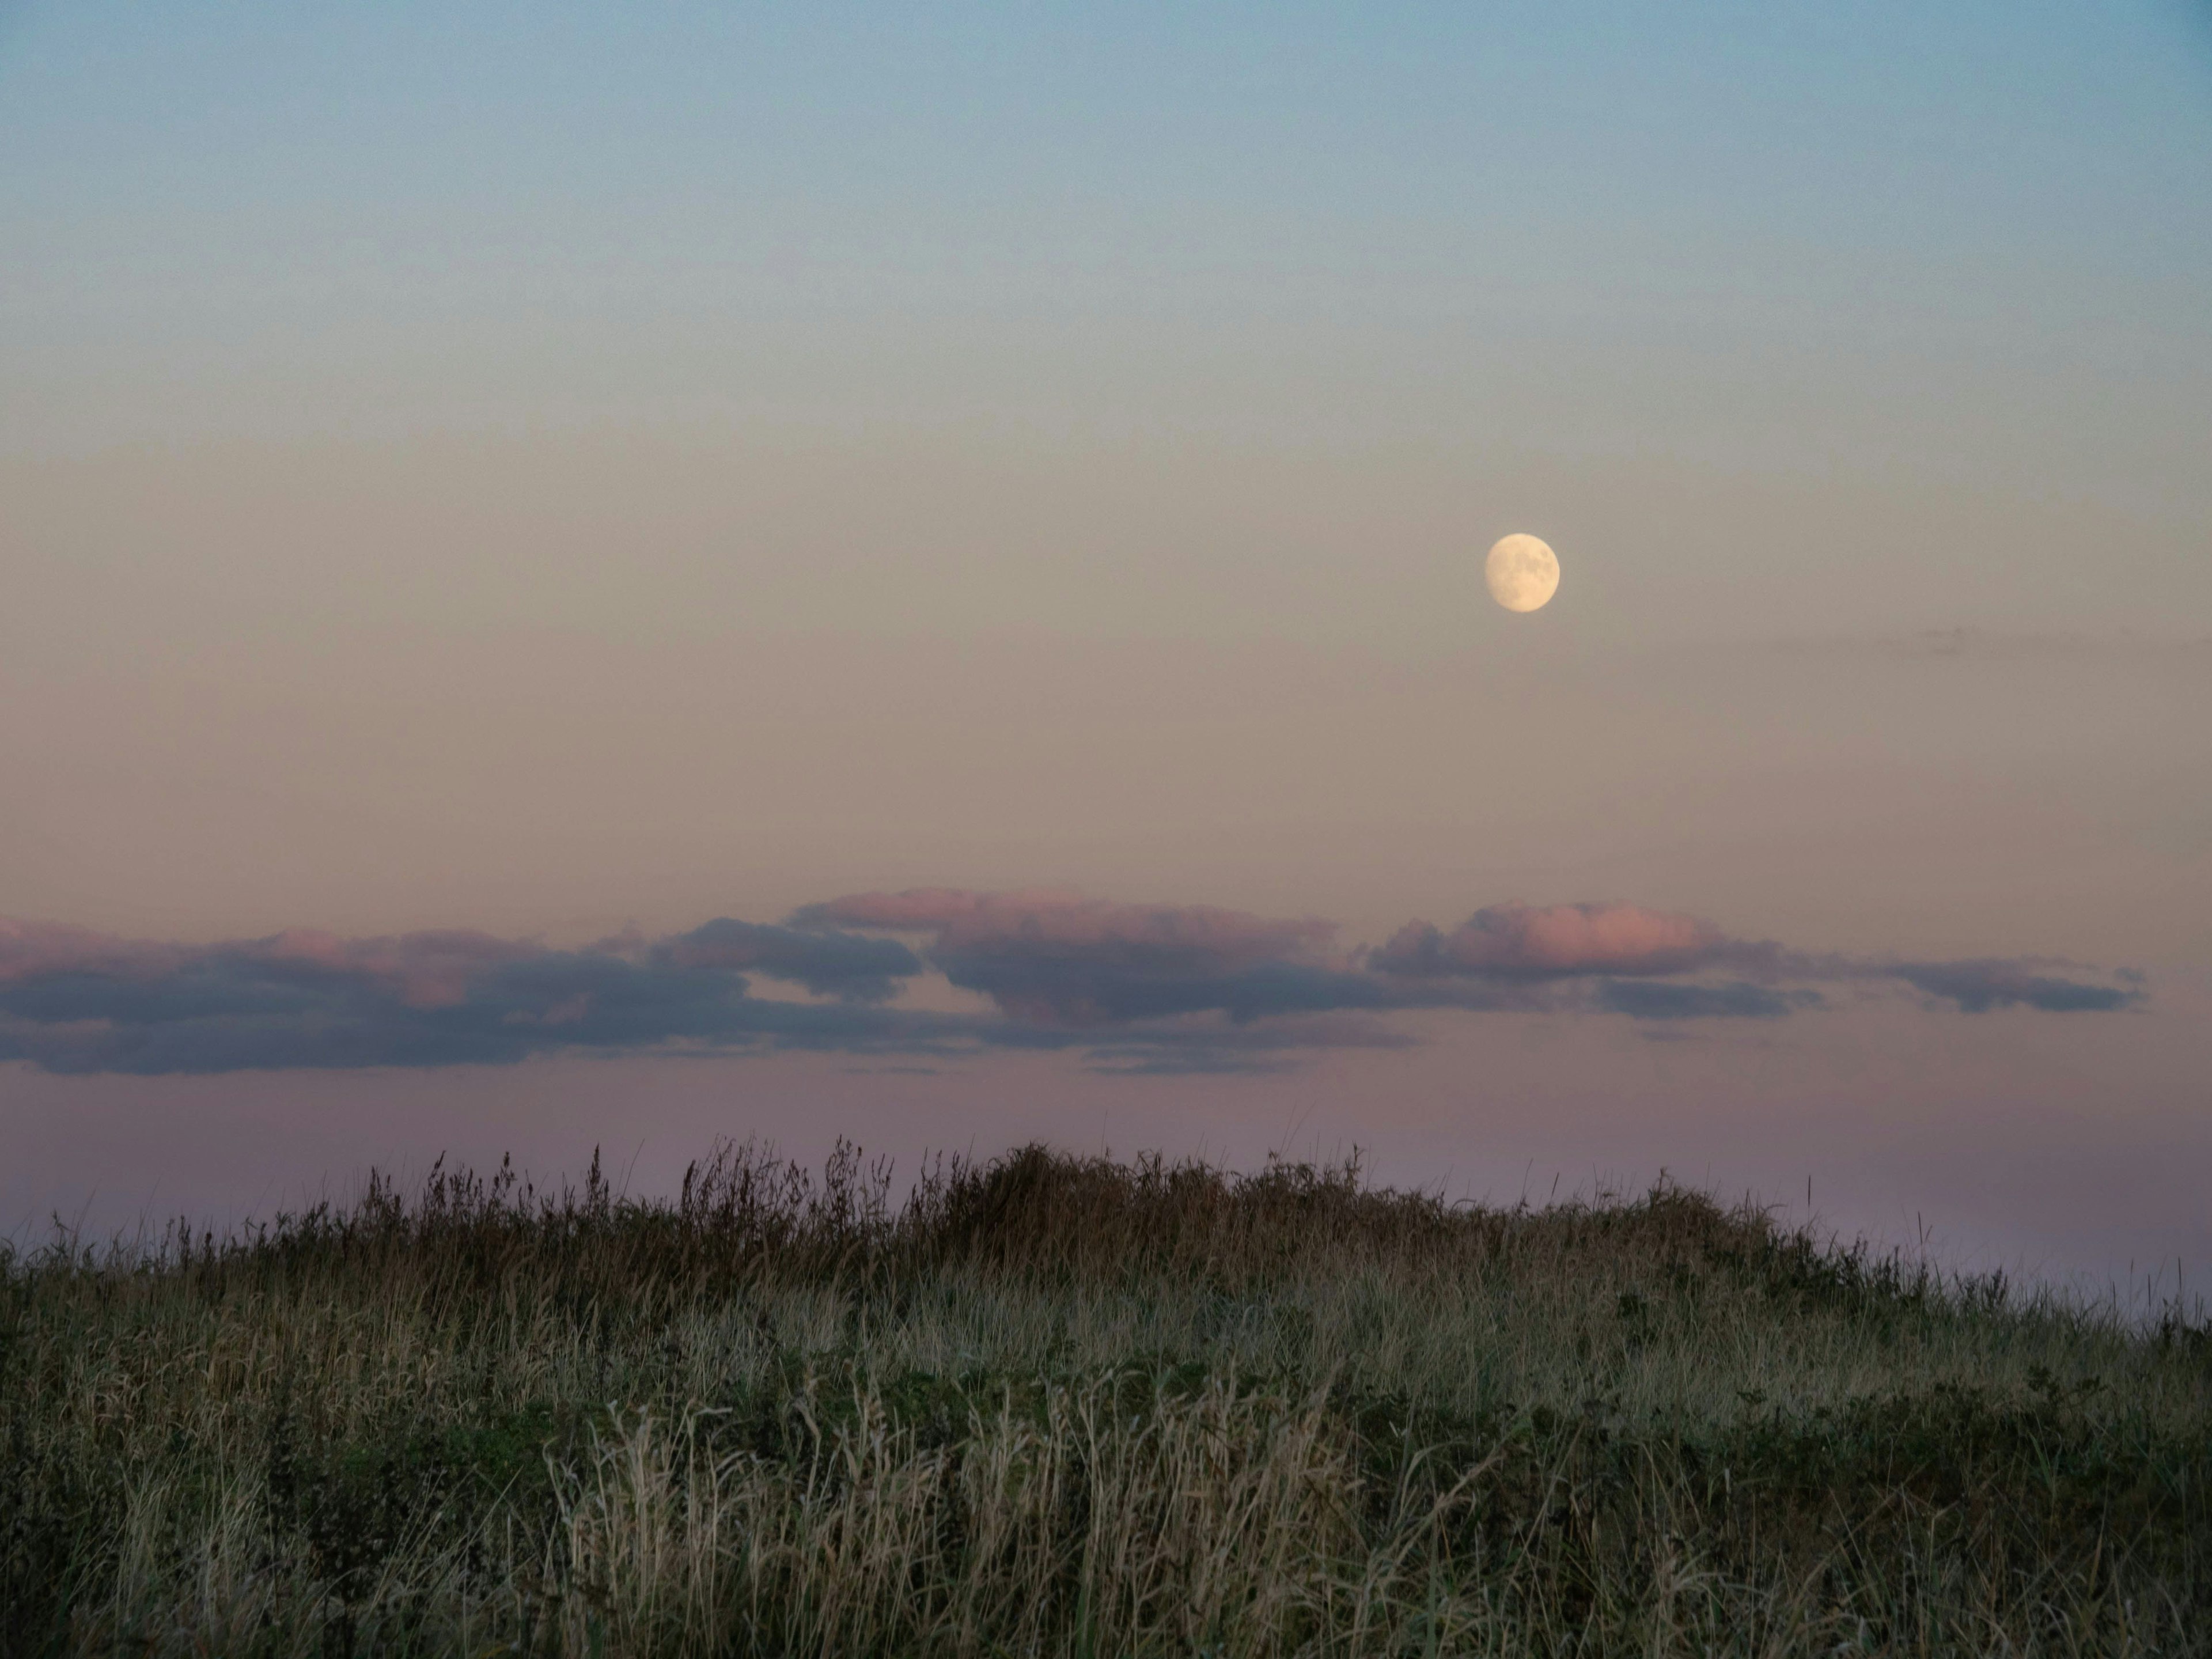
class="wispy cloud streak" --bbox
[1885,960,2139,1014]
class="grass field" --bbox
[2,1142,2207,1656]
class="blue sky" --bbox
[6,2,2209,479]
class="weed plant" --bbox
[1,1142,2206,1655]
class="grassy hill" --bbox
[2,1143,2206,1656]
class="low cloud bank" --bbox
[0,894,2141,1076]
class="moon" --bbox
[1485,533,1560,613]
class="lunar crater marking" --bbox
[1486,533,1560,613]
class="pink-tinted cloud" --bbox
[0,920,531,1009]
[0,919,188,984]
[1370,903,1728,981]
[256,929,532,1009]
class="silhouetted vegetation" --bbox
[1,1142,2206,1654]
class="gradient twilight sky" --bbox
[3,2,2209,1285]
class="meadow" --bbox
[1,1142,2206,1657]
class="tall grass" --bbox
[2,1142,2206,1655]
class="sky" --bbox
[3,2,2209,1291]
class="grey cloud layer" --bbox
[0,895,2141,1075]
[0,919,952,1076]
[1884,960,2138,1014]
[649,919,921,1001]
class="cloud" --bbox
[0,919,951,1075]
[1593,980,1813,1021]
[0,891,2143,1075]
[1364,903,2137,1018]
[793,889,1346,1024]
[1888,960,2141,1014]
[650,919,921,1001]
[0,919,190,984]
[1369,903,1730,981]
[796,889,1334,970]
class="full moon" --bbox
[1485,533,1560,613]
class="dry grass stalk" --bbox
[1,1142,2206,1654]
